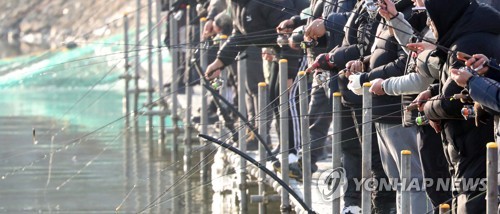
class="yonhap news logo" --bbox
[317,167,348,201]
[318,167,488,201]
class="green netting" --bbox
[0,29,171,88]
[0,29,175,130]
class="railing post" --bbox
[362,82,372,214]
[439,203,450,214]
[217,35,229,142]
[487,142,498,214]
[332,92,342,213]
[278,59,290,213]
[199,17,209,183]
[401,150,411,214]
[237,52,249,213]
[258,82,269,214]
[297,71,311,207]
[183,4,192,172]
[169,0,179,141]
[146,0,154,135]
[122,14,130,126]
[133,0,141,120]
[155,0,166,147]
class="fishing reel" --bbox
[459,66,479,76]
[451,89,473,103]
[461,105,475,120]
[415,112,429,126]
[277,34,290,47]
[300,40,318,50]
[211,78,224,90]
[364,0,380,19]
[315,71,330,90]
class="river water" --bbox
[0,38,279,213]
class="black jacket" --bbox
[423,0,500,184]
[217,0,297,66]
[424,2,500,121]
[334,0,380,107]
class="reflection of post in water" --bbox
[184,165,192,214]
[201,180,210,214]
[145,124,153,213]
[171,168,180,214]
[146,128,164,214]
[120,127,137,212]
[171,131,179,164]
[131,124,141,210]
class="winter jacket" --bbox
[207,0,229,20]
[423,2,500,121]
[333,0,381,107]
[216,0,297,67]
[381,17,437,95]
[324,0,356,50]
[422,0,500,188]
[468,61,500,113]
[381,12,437,125]
[352,0,413,124]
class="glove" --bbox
[307,53,335,72]
[347,74,363,95]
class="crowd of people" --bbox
[171,0,500,213]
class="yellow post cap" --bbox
[258,82,267,87]
[200,17,207,22]
[186,5,190,9]
[333,92,342,97]
[363,82,372,87]
[279,59,288,63]
[219,35,228,39]
[487,142,498,149]
[401,150,411,155]
[298,71,306,76]
[439,204,450,209]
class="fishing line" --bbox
[0,73,200,180]
[154,90,406,204]
[138,112,410,213]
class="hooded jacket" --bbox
[422,0,500,188]
[423,0,500,121]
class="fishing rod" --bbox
[198,133,316,214]
[1,73,203,180]
[139,81,414,213]
[141,109,412,213]
[191,51,278,161]
[194,42,349,163]
[256,0,461,59]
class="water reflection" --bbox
[0,56,281,213]
[0,107,209,213]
